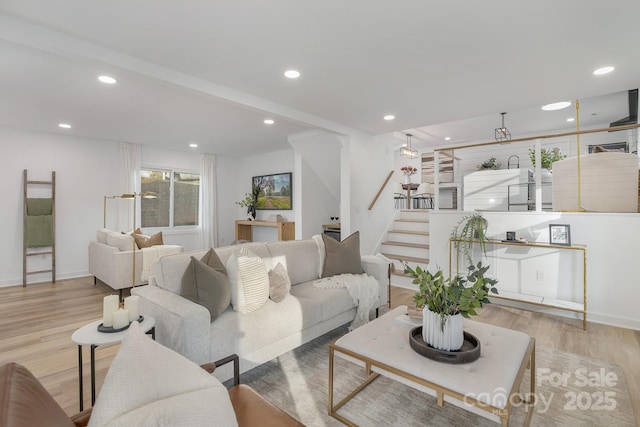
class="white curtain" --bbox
[118,143,141,231]
[200,153,218,249]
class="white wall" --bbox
[347,132,396,254]
[429,210,640,330]
[289,131,341,239]
[219,149,295,244]
[0,126,202,287]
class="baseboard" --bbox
[0,270,90,288]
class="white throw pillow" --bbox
[88,322,238,427]
[106,232,135,251]
[226,246,270,313]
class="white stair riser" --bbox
[381,245,429,260]
[387,232,428,245]
[399,210,430,221]
[393,221,430,233]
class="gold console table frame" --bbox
[235,220,295,241]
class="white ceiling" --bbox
[1,1,639,156]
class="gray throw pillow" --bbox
[321,231,364,278]
[268,262,291,302]
[201,247,227,274]
[181,257,231,321]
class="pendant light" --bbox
[400,133,418,158]
[495,112,511,142]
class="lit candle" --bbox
[102,295,119,327]
[124,296,139,322]
[112,308,130,329]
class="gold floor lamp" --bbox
[103,192,158,294]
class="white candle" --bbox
[102,295,119,327]
[124,296,140,322]
[112,308,130,329]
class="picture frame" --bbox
[252,172,292,210]
[549,224,571,246]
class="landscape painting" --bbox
[252,172,292,210]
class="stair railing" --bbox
[368,170,394,210]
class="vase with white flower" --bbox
[400,166,418,184]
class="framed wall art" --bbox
[252,172,292,210]
[549,224,571,246]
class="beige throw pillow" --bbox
[88,322,238,427]
[268,262,291,302]
[226,246,269,313]
[321,231,364,277]
[134,231,164,249]
[181,257,231,321]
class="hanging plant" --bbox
[450,213,489,267]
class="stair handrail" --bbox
[368,170,394,210]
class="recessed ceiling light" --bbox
[264,119,275,125]
[566,117,575,122]
[98,75,117,84]
[445,137,451,141]
[58,123,71,129]
[189,143,198,148]
[541,101,572,111]
[593,66,614,76]
[383,115,395,121]
[284,70,300,79]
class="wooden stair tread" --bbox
[388,229,429,235]
[382,241,429,249]
[381,253,429,264]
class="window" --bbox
[140,169,200,228]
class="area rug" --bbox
[233,325,636,426]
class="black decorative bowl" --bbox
[409,326,480,364]
[97,315,144,333]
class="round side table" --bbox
[71,316,155,411]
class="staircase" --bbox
[381,209,431,291]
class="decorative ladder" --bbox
[23,169,56,286]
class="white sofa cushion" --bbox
[88,322,237,427]
[226,247,270,313]
[265,239,322,285]
[96,228,110,244]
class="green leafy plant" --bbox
[476,157,501,170]
[450,213,489,266]
[235,193,256,208]
[405,262,498,330]
[528,147,566,170]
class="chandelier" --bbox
[495,112,511,142]
[400,133,417,158]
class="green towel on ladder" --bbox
[26,215,53,247]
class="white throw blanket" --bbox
[313,273,379,330]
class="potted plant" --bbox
[450,212,489,267]
[236,193,257,220]
[406,262,498,351]
[476,157,501,170]
[528,147,566,171]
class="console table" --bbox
[235,220,295,241]
[450,238,587,329]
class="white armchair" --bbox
[88,229,182,297]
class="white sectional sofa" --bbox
[131,237,390,381]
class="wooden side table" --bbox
[71,316,156,410]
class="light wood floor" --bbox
[0,277,638,422]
